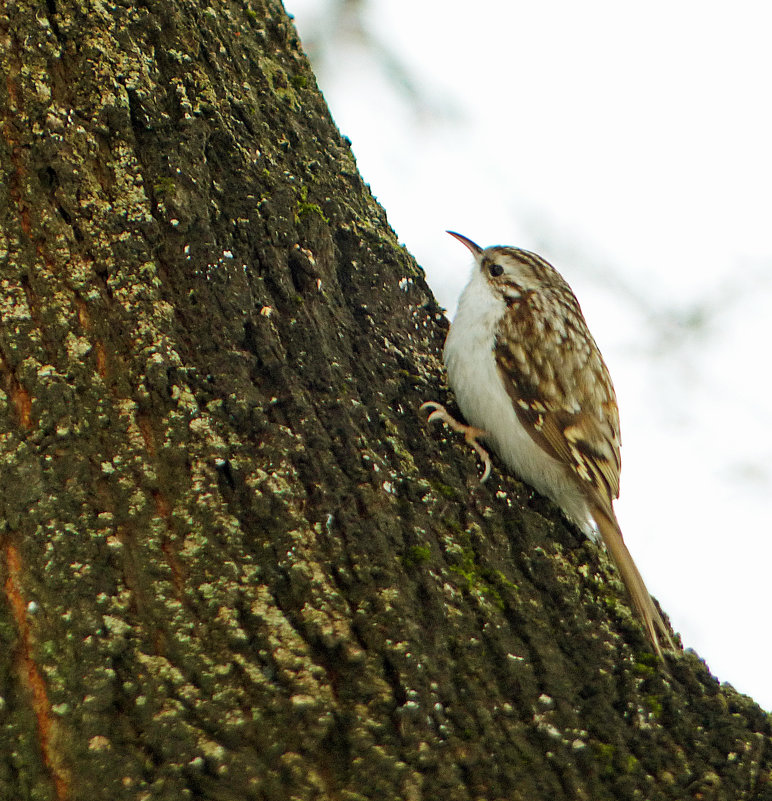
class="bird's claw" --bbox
[419,401,493,483]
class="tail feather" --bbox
[591,505,675,660]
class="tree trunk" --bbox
[0,1,769,799]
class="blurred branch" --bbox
[526,217,772,363]
[291,0,461,123]
[525,214,772,486]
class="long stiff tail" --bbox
[591,505,675,660]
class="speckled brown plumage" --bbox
[423,233,675,660]
[488,246,621,511]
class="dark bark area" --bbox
[0,1,770,799]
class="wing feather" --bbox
[495,289,621,505]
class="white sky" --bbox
[286,0,772,708]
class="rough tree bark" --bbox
[0,1,770,799]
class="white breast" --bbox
[443,267,594,534]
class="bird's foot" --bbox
[419,401,492,482]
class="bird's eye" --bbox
[488,263,504,277]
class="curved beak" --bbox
[446,231,482,257]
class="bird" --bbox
[421,231,674,659]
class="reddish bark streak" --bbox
[9,380,32,430]
[4,544,69,799]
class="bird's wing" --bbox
[494,293,621,504]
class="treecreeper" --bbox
[422,231,675,660]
